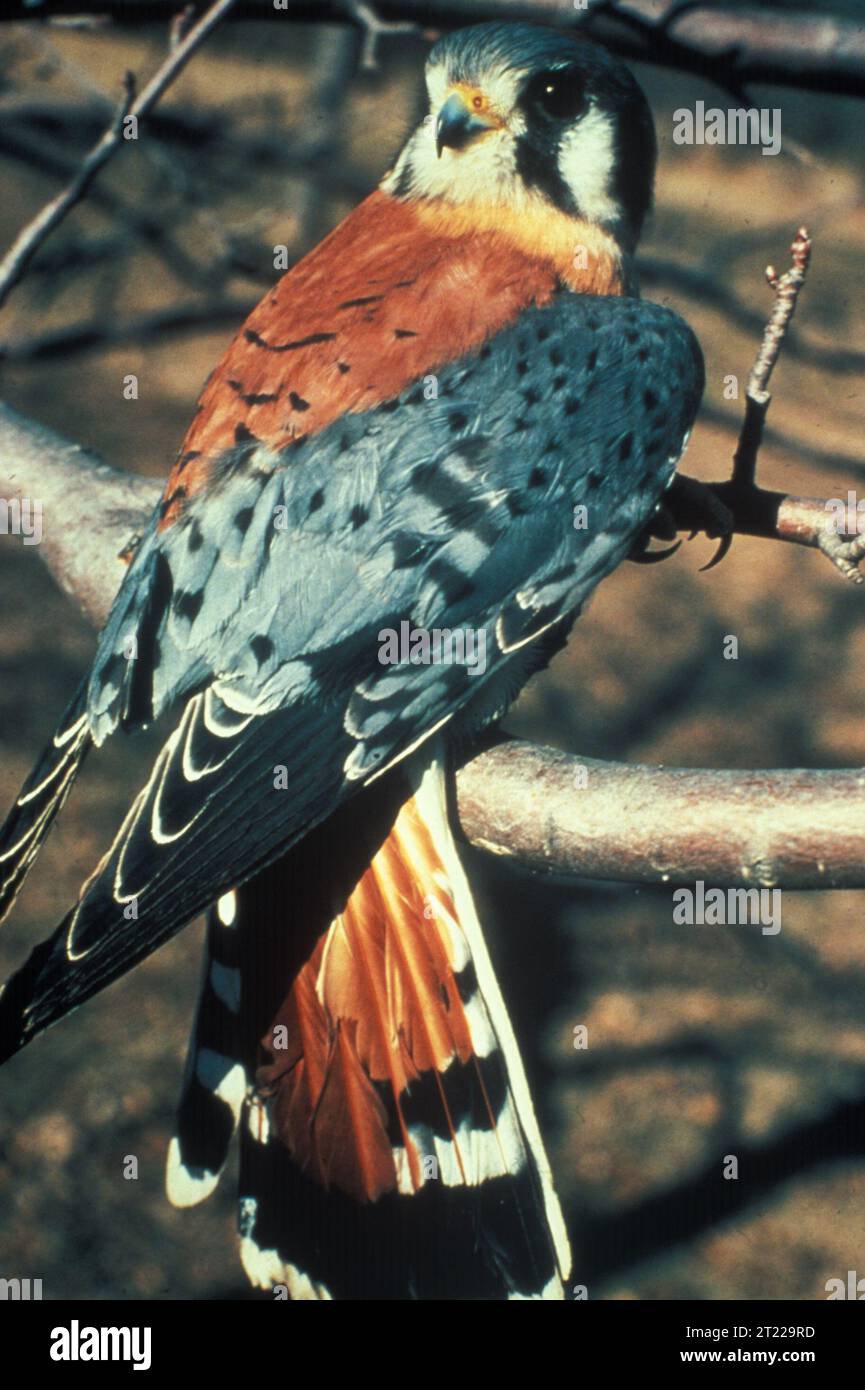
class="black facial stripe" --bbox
[514,130,578,216]
[611,94,657,241]
[391,160,415,199]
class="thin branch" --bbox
[0,0,238,311]
[652,229,865,586]
[0,121,229,293]
[699,400,865,483]
[732,227,810,488]
[341,0,418,70]
[0,73,136,313]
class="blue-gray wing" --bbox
[0,294,702,1056]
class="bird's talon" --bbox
[665,475,735,566]
[631,539,682,565]
[699,533,733,572]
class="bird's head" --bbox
[382,23,656,268]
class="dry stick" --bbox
[0,0,238,312]
[732,227,811,489]
[668,229,865,584]
[341,0,418,70]
[0,72,135,313]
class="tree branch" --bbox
[4,2,865,99]
[643,229,865,585]
[733,227,811,488]
[0,405,158,627]
[457,741,865,890]
[0,0,238,311]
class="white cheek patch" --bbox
[384,123,524,208]
[439,132,520,205]
[557,104,620,226]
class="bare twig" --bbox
[656,229,865,586]
[733,227,811,489]
[752,232,812,400]
[0,0,238,311]
[0,73,137,313]
[169,4,197,51]
[0,121,230,293]
[341,0,418,70]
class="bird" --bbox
[0,21,703,1300]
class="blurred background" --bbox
[0,5,864,1299]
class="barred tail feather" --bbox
[166,892,243,1208]
[223,747,570,1300]
[414,757,572,1286]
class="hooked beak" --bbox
[435,91,498,158]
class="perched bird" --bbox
[0,22,702,1299]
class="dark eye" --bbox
[525,68,587,121]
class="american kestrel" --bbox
[0,22,703,1299]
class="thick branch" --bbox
[2,402,863,889]
[457,741,865,890]
[0,405,157,627]
[666,480,865,561]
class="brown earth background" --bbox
[0,14,863,1299]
